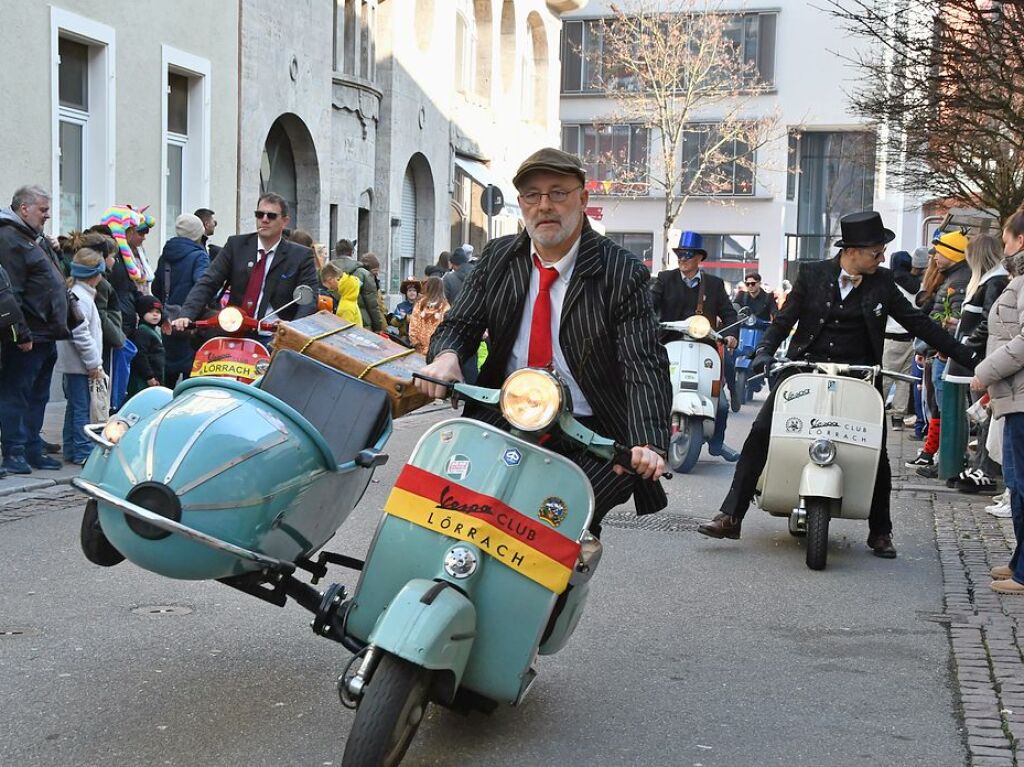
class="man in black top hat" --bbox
[697,211,978,558]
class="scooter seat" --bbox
[259,349,390,466]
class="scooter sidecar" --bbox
[74,350,392,580]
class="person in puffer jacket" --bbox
[154,214,209,386]
[972,210,1024,594]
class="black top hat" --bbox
[833,211,896,249]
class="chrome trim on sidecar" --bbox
[72,477,293,571]
[163,403,242,484]
[174,433,289,496]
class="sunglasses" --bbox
[744,280,759,286]
[254,210,280,221]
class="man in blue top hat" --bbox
[651,230,740,462]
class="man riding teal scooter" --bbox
[416,147,672,533]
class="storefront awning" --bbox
[454,156,522,220]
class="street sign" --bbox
[481,185,504,216]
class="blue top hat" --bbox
[673,230,707,259]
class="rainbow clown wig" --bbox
[99,204,154,283]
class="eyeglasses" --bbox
[518,187,582,206]
[254,210,280,221]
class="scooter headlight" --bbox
[809,438,837,466]
[218,306,245,333]
[500,369,563,432]
[686,315,712,339]
[101,417,131,445]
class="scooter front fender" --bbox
[799,463,843,499]
[672,391,715,419]
[368,578,477,702]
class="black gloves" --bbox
[751,351,776,374]
[952,345,981,372]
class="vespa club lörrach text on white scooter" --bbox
[751,360,916,570]
[661,308,749,474]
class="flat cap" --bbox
[513,147,586,189]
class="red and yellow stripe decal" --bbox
[383,464,581,594]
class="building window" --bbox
[162,46,211,246]
[794,131,876,260]
[562,124,649,195]
[52,10,115,236]
[455,0,476,95]
[606,232,654,270]
[698,233,759,281]
[681,124,754,197]
[786,130,800,201]
[560,12,777,94]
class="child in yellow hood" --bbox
[336,271,364,327]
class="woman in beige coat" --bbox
[972,210,1024,594]
[408,276,450,356]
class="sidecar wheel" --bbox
[669,420,703,474]
[805,498,830,571]
[80,499,125,567]
[342,653,431,767]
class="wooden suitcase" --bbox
[272,311,433,417]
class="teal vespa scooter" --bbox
[337,368,664,767]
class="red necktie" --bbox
[242,248,268,316]
[528,255,561,368]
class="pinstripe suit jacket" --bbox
[427,222,672,514]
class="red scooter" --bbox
[189,286,315,384]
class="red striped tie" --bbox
[528,255,560,368]
[242,248,267,315]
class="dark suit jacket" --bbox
[427,221,672,514]
[759,257,975,369]
[650,269,739,339]
[179,233,318,322]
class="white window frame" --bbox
[50,9,115,237]
[160,45,211,248]
[455,0,476,96]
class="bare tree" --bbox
[828,0,1024,221]
[588,0,779,263]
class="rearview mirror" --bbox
[293,285,315,306]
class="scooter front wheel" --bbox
[669,419,704,474]
[342,653,431,767]
[805,498,830,571]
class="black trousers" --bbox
[718,377,893,537]
[464,404,633,537]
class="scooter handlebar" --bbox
[412,372,457,392]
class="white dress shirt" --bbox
[507,236,593,417]
[838,268,859,300]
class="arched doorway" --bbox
[397,153,435,287]
[260,114,320,233]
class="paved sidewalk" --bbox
[890,426,1024,767]
[0,400,80,497]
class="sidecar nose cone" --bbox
[124,482,182,541]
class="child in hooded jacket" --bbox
[128,295,165,395]
[336,270,364,327]
[56,247,106,465]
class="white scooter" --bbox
[661,309,749,474]
[753,360,916,570]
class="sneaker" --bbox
[991,564,1014,579]
[2,456,31,475]
[889,415,904,432]
[916,464,939,479]
[903,415,918,428]
[991,578,1024,595]
[906,451,934,468]
[986,501,1012,518]
[26,454,62,471]
[957,469,998,495]
[908,433,925,442]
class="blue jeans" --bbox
[931,357,946,414]
[62,374,91,462]
[0,341,57,459]
[1004,414,1024,582]
[911,357,925,437]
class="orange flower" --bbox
[947,286,956,296]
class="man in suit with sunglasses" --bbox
[172,193,317,330]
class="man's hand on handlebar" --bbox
[171,317,192,332]
[612,445,666,481]
[725,336,738,350]
[415,351,463,399]
[751,352,775,374]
